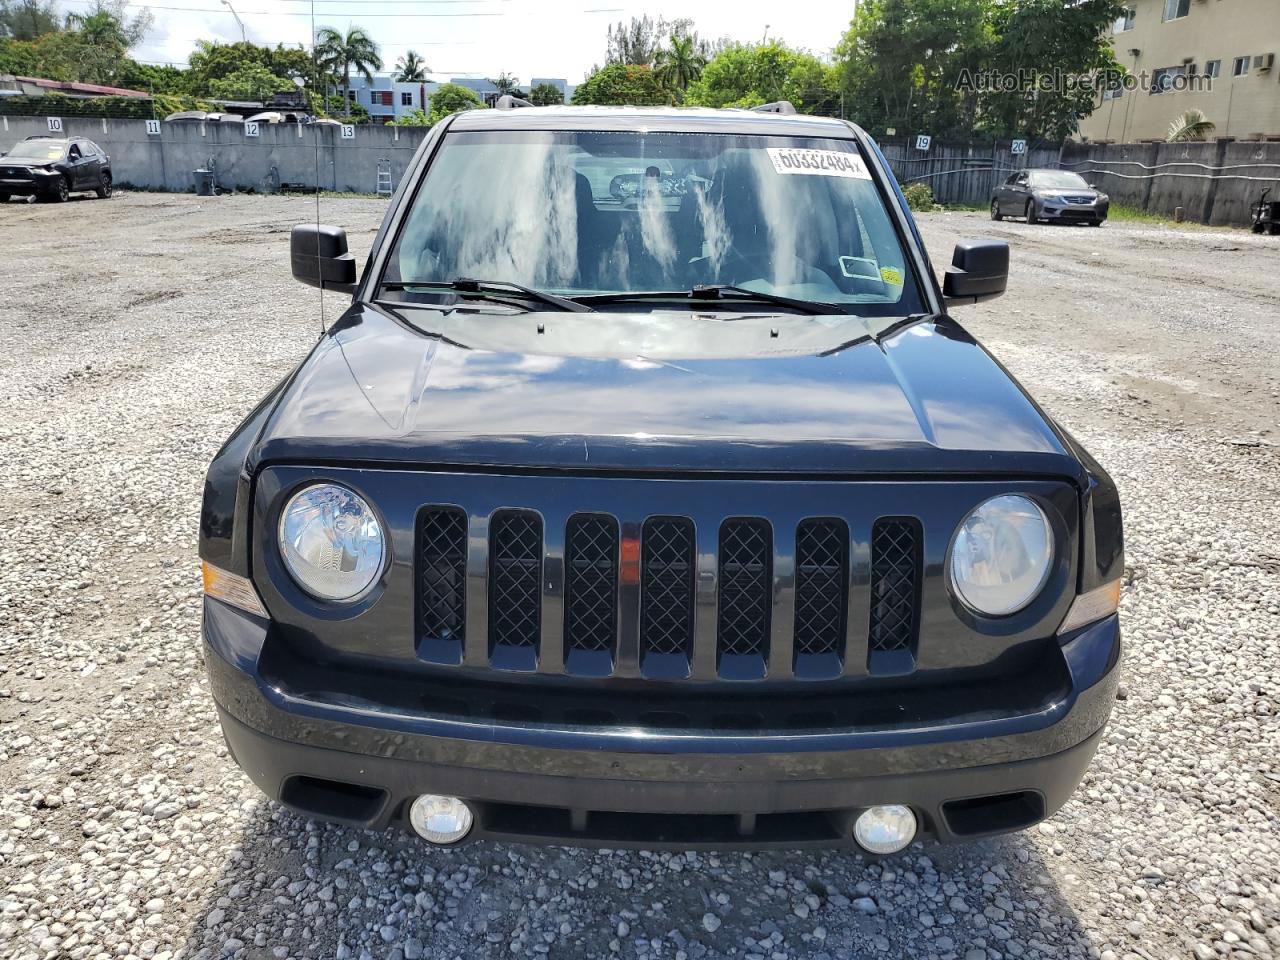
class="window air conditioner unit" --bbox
[1255,53,1275,73]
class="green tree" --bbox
[394,50,429,110]
[572,64,668,106]
[653,32,707,100]
[0,36,41,76]
[974,0,1124,140]
[835,0,994,138]
[0,0,60,41]
[391,107,430,126]
[314,25,382,109]
[528,82,564,106]
[394,50,427,82]
[427,82,484,124]
[685,42,837,113]
[489,71,519,95]
[603,15,668,67]
[208,63,296,102]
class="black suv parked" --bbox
[0,136,113,202]
[200,103,1123,852]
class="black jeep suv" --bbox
[0,136,113,202]
[200,104,1123,852]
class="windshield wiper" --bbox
[381,278,595,313]
[575,284,852,315]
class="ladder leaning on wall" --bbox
[375,158,393,197]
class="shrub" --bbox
[572,65,668,107]
[902,181,937,212]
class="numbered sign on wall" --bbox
[1011,139,1027,155]
[244,121,260,137]
[914,134,931,152]
[340,124,355,140]
[47,117,63,133]
[145,119,161,136]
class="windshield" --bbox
[1031,170,1089,190]
[383,130,924,316]
[5,141,65,161]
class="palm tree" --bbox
[490,72,519,96]
[654,33,707,100]
[315,25,383,114]
[395,50,429,110]
[1167,108,1216,143]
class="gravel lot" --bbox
[1,192,1278,960]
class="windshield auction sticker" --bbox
[766,148,871,179]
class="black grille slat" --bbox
[640,518,695,660]
[793,519,848,659]
[869,518,921,654]
[565,515,619,655]
[489,511,543,651]
[417,508,468,657]
[717,519,772,661]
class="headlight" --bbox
[278,483,385,601]
[950,495,1053,616]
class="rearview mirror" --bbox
[942,240,1009,307]
[290,223,357,293]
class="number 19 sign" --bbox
[914,134,931,152]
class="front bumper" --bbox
[0,173,56,196]
[1039,199,1108,222]
[204,598,1120,849]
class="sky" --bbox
[63,0,856,86]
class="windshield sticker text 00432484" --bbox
[766,148,871,179]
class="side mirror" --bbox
[290,223,357,293]
[942,240,1009,308]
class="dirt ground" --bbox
[1,192,1277,960]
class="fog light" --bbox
[408,794,473,845]
[854,804,917,854]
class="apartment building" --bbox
[342,75,441,123]
[1078,0,1280,142]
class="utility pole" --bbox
[221,0,246,43]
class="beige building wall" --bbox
[1079,0,1280,142]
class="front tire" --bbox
[990,199,1002,221]
[1025,200,1038,224]
[95,172,112,199]
[46,177,70,203]
[1090,219,1104,227]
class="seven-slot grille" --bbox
[415,511,924,678]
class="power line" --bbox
[61,0,617,14]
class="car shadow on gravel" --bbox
[182,797,1093,960]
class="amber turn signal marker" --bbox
[202,561,269,619]
[1057,579,1121,636]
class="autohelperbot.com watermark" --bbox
[954,67,1213,98]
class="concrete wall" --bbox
[0,115,429,194]
[1061,139,1280,225]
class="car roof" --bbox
[21,136,96,145]
[447,105,859,139]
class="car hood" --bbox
[0,158,55,170]
[252,303,1077,477]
